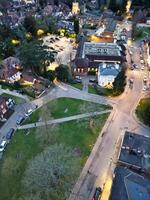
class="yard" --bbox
[136,98,150,126]
[24,97,111,124]
[0,114,109,200]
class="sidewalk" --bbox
[0,88,30,102]
[18,110,112,130]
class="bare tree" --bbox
[22,144,81,200]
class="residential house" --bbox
[0,96,15,119]
[109,131,150,200]
[98,63,120,88]
[0,57,22,83]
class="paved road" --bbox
[18,110,112,130]
[68,41,150,200]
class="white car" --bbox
[141,66,145,70]
[25,109,33,117]
[140,60,144,64]
[143,85,147,91]
[143,76,148,82]
[0,140,7,152]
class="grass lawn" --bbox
[88,85,98,94]
[1,93,25,104]
[88,85,114,97]
[136,98,150,126]
[0,113,109,200]
[24,97,111,124]
[69,83,83,90]
[133,27,150,41]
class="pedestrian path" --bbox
[0,89,30,101]
[18,110,111,130]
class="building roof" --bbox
[82,42,121,58]
[109,166,150,200]
[103,18,117,33]
[119,131,150,173]
[99,63,120,76]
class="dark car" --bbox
[16,116,25,125]
[6,128,15,140]
[92,187,102,200]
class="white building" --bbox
[98,63,120,88]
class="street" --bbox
[68,41,150,200]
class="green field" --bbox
[0,113,109,200]
[136,98,150,126]
[24,97,111,124]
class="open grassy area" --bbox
[88,85,114,96]
[1,93,25,104]
[0,113,109,200]
[88,85,98,94]
[133,27,150,41]
[136,98,150,126]
[24,97,111,124]
[69,83,83,90]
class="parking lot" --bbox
[43,35,76,70]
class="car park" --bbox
[16,115,25,125]
[92,187,102,200]
[0,140,7,152]
[6,128,15,140]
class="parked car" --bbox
[92,187,102,200]
[16,115,25,125]
[143,76,148,82]
[143,85,147,91]
[89,79,96,83]
[141,65,145,70]
[6,128,14,140]
[0,140,7,152]
[140,60,144,64]
[25,109,33,117]
[133,63,138,69]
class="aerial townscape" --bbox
[0,0,150,200]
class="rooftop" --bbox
[119,131,150,173]
[109,166,150,200]
[99,63,120,76]
[82,42,121,58]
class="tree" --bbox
[113,68,126,95]
[74,18,79,35]
[23,16,37,36]
[55,64,71,82]
[47,70,56,82]
[17,40,54,75]
[0,0,11,14]
[39,0,47,9]
[44,15,57,34]
[22,144,81,200]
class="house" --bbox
[118,131,150,174]
[98,63,120,88]
[109,166,150,200]
[0,96,15,119]
[109,131,150,200]
[0,57,22,83]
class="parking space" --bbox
[43,35,75,69]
